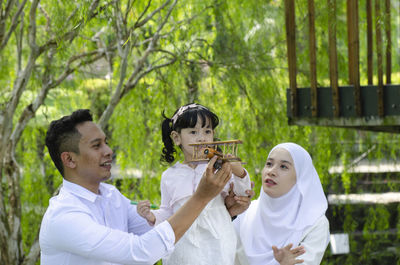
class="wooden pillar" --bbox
[384,0,391,84]
[346,0,361,116]
[366,0,373,84]
[285,0,297,117]
[375,0,384,116]
[308,0,318,117]
[328,0,339,117]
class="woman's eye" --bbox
[189,131,196,134]
[281,164,288,169]
[266,162,272,167]
[205,130,212,134]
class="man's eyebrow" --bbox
[89,138,103,144]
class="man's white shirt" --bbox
[39,179,175,265]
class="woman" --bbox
[234,142,330,265]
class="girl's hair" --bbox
[161,103,219,163]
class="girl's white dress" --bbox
[152,162,251,265]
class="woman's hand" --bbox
[225,182,255,217]
[272,244,305,265]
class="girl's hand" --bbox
[272,244,305,265]
[137,200,156,225]
[227,154,246,178]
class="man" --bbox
[39,109,238,265]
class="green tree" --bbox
[0,0,399,264]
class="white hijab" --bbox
[238,143,328,265]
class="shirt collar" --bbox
[62,179,112,203]
[173,161,207,172]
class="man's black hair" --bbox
[45,109,93,177]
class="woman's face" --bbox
[261,148,297,198]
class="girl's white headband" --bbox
[171,104,208,125]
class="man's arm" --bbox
[168,156,232,242]
[41,209,175,265]
[41,156,231,264]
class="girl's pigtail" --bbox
[161,111,176,163]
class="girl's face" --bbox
[261,148,297,198]
[171,116,214,162]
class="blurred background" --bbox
[0,0,399,264]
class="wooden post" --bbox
[308,0,318,117]
[384,0,391,84]
[285,0,297,117]
[346,0,361,116]
[375,0,384,116]
[328,0,340,117]
[366,0,373,84]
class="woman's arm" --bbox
[297,215,330,265]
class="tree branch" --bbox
[98,0,177,128]
[123,0,136,25]
[38,0,102,55]
[16,9,24,72]
[0,0,28,52]
[123,55,177,97]
[11,50,107,147]
[2,0,39,159]
[127,0,177,84]
[98,44,130,130]
[134,0,171,29]
[20,237,40,265]
[133,0,153,28]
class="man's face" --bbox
[73,121,113,184]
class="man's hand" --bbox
[195,156,232,202]
[272,244,305,265]
[168,156,232,243]
[225,182,255,217]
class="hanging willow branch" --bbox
[98,0,178,129]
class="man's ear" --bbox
[170,131,181,146]
[61,152,77,169]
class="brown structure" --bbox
[188,140,243,162]
[284,0,400,133]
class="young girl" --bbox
[138,103,251,265]
[234,142,330,265]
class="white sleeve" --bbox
[298,215,330,265]
[231,169,252,197]
[153,176,175,225]
[45,210,175,265]
[153,206,174,226]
